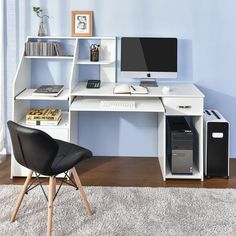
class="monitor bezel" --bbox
[120,37,178,80]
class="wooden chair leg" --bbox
[71,167,93,217]
[10,170,33,223]
[47,176,56,236]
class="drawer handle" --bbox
[178,105,192,109]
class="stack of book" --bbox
[25,108,62,126]
[25,41,63,56]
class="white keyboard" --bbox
[100,100,135,109]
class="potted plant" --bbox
[33,7,49,36]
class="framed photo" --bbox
[72,11,93,37]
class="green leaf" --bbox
[33,6,44,17]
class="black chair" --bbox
[7,121,93,236]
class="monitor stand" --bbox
[139,79,158,87]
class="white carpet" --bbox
[0,185,236,236]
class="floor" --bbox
[1,155,235,188]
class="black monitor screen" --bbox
[121,37,177,72]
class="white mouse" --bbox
[162,86,171,93]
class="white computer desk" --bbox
[70,82,205,181]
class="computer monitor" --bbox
[121,37,177,86]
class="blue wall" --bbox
[5,0,236,157]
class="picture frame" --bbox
[72,11,93,37]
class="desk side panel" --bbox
[192,116,204,181]
[69,111,79,145]
[157,112,166,180]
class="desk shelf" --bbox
[19,111,69,129]
[24,56,73,60]
[162,115,204,181]
[70,97,165,112]
[165,164,202,180]
[16,89,69,101]
[76,59,115,65]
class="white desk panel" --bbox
[71,82,204,98]
[71,82,117,97]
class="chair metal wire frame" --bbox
[25,171,78,202]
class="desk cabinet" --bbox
[11,36,116,178]
[11,37,76,178]
[162,95,204,181]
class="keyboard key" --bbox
[100,100,135,109]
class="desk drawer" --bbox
[162,97,203,115]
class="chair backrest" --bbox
[7,121,59,175]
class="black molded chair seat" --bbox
[7,121,93,236]
[7,121,92,176]
[52,139,92,175]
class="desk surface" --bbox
[71,82,205,98]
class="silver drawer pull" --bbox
[178,105,192,109]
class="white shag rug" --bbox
[0,185,236,236]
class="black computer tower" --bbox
[166,116,196,175]
[204,110,229,178]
